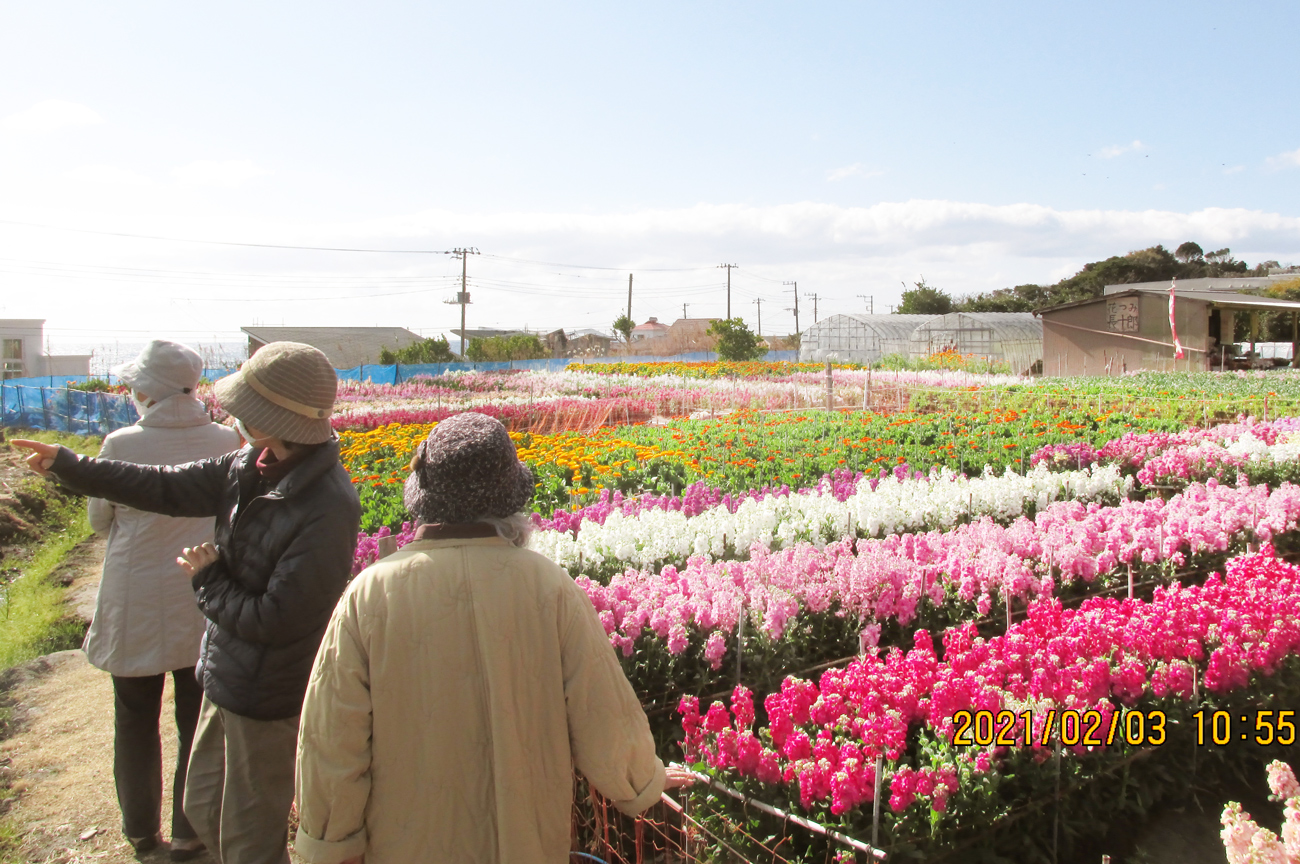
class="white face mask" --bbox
[132,394,157,419]
[233,418,272,449]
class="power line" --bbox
[481,253,708,273]
[0,257,450,282]
[0,218,455,253]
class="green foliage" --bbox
[897,279,954,315]
[379,335,457,364]
[66,378,126,393]
[612,315,635,345]
[956,243,1260,313]
[465,334,548,362]
[706,318,768,361]
[0,498,92,671]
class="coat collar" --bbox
[240,437,340,498]
[137,394,215,429]
[413,522,499,541]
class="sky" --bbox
[1,0,1298,354]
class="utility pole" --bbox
[445,247,480,357]
[806,292,820,323]
[857,294,874,315]
[682,302,690,319]
[627,273,633,321]
[718,264,737,318]
[753,297,763,336]
[784,281,799,335]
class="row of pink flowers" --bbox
[681,551,1300,817]
[1032,416,1300,486]
[584,479,1300,664]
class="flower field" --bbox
[333,363,1300,861]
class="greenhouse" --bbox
[798,314,933,364]
[908,311,1043,374]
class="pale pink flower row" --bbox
[585,479,1300,665]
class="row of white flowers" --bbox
[529,463,1132,573]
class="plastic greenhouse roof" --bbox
[910,312,1043,341]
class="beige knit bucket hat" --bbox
[213,342,337,444]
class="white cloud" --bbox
[65,164,152,186]
[170,160,270,187]
[826,163,884,182]
[1265,147,1300,170]
[1096,140,1144,159]
[4,199,1298,337]
[1,100,103,134]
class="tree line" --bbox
[896,242,1283,315]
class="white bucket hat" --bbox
[113,340,204,402]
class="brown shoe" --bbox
[128,833,162,855]
[169,838,206,861]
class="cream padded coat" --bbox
[294,536,666,864]
[84,395,241,677]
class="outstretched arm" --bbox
[12,439,233,519]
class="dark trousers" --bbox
[111,669,204,841]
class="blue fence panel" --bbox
[0,383,136,435]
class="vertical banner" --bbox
[1168,279,1185,359]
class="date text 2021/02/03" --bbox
[950,709,1297,749]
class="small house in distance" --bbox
[242,326,423,369]
[1034,276,1300,375]
[0,319,91,379]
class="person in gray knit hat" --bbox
[294,412,692,864]
[14,342,360,864]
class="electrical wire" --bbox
[0,218,452,253]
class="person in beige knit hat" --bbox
[14,342,360,864]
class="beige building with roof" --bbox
[242,326,423,369]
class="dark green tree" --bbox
[706,318,768,361]
[612,315,635,345]
[955,244,1254,313]
[379,335,457,364]
[465,334,548,362]
[897,279,953,315]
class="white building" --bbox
[0,319,91,380]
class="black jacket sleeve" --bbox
[190,506,358,646]
[50,444,237,519]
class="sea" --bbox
[48,340,249,377]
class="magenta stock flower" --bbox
[682,551,1300,818]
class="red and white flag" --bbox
[1169,279,1184,359]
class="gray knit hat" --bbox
[113,340,204,402]
[403,412,535,524]
[213,342,337,444]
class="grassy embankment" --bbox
[0,430,102,672]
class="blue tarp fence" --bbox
[1,351,804,432]
[1,380,136,435]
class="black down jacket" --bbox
[50,440,360,720]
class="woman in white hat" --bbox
[89,340,241,860]
[14,341,360,864]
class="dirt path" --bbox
[0,536,213,864]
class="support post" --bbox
[824,359,833,411]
